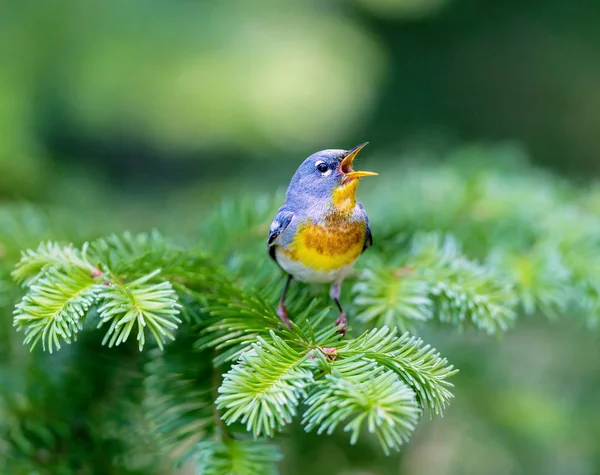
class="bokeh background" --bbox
[2,0,600,474]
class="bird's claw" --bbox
[277,303,292,329]
[335,312,347,336]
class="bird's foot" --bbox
[335,312,347,336]
[277,303,292,329]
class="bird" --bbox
[267,142,377,334]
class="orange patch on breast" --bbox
[284,218,366,271]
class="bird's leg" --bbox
[330,280,347,336]
[277,274,293,328]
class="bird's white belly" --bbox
[275,247,356,284]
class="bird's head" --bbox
[287,143,377,213]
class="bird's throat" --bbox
[331,179,359,216]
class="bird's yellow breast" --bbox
[283,218,366,271]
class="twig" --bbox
[212,354,232,442]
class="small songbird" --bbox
[267,143,377,334]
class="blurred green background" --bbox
[1,0,600,474]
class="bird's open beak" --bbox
[340,142,378,180]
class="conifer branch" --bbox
[215,326,454,453]
[198,282,286,366]
[97,270,182,351]
[12,241,96,287]
[353,234,517,334]
[11,234,196,352]
[6,150,600,472]
[410,234,517,333]
[303,358,420,455]
[352,265,432,332]
[336,327,456,415]
[196,439,282,475]
[198,286,333,366]
[13,267,100,352]
[489,245,571,318]
[216,334,315,437]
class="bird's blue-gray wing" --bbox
[358,202,372,252]
[267,209,294,261]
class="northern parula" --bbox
[267,142,377,334]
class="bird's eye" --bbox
[316,162,328,173]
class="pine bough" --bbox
[9,232,459,473]
[7,150,600,474]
